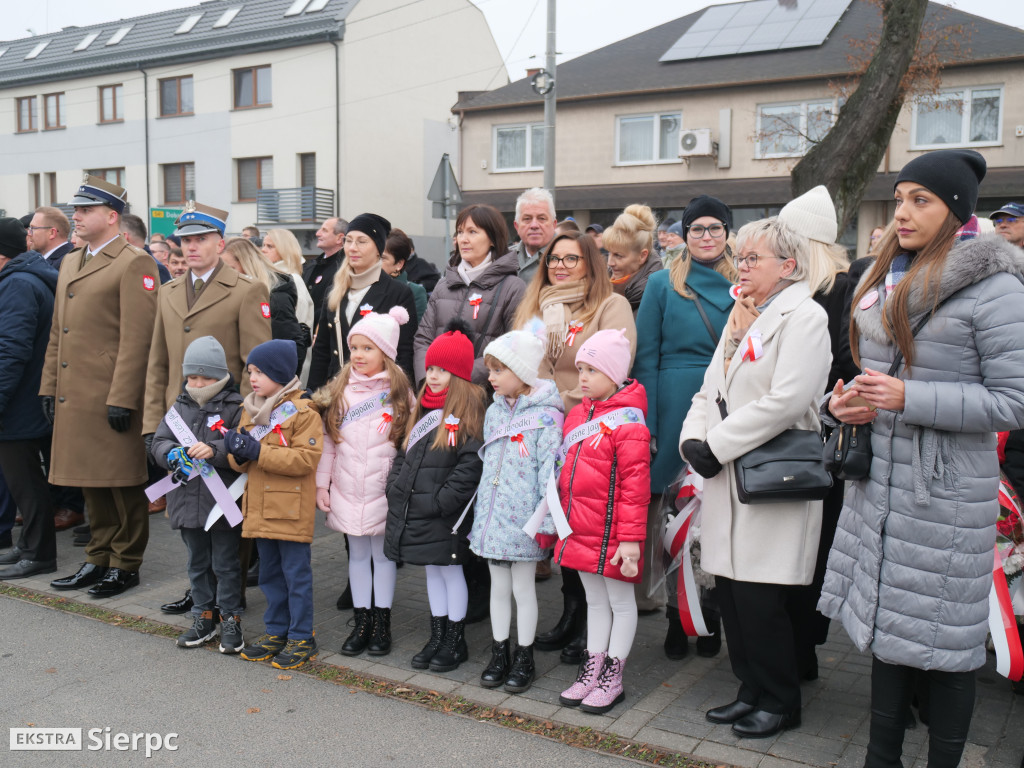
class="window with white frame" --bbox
[756,100,835,158]
[616,112,681,164]
[493,123,544,172]
[912,86,1002,149]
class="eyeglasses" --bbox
[546,253,580,268]
[733,253,788,269]
[687,223,726,238]
[26,226,55,233]
[994,216,1021,225]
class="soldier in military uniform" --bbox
[43,176,159,598]
[143,202,271,615]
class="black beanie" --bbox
[0,217,28,258]
[346,213,391,258]
[681,195,733,235]
[894,149,986,224]
[247,339,297,385]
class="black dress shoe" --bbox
[560,627,587,665]
[160,589,194,615]
[706,699,757,724]
[50,563,108,590]
[732,709,800,738]
[73,533,89,547]
[88,568,140,598]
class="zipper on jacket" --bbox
[556,403,595,567]
[480,400,517,555]
[596,454,617,575]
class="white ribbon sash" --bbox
[522,407,646,541]
[339,391,391,432]
[406,409,444,451]
[248,401,299,442]
[478,408,564,456]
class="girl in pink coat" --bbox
[316,306,415,658]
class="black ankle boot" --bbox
[367,607,392,656]
[664,607,689,660]
[412,616,447,669]
[480,639,511,688]
[696,613,721,658]
[341,607,373,656]
[560,624,586,664]
[336,581,353,611]
[429,620,468,672]
[504,644,536,693]
[535,596,582,651]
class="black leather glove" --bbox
[682,439,723,479]
[108,405,133,433]
[41,396,55,426]
[227,427,262,463]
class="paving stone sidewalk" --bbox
[5,517,1022,768]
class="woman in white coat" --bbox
[680,217,831,739]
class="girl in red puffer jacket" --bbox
[553,329,650,715]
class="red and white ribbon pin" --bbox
[359,303,374,317]
[588,421,613,449]
[741,330,763,362]
[444,414,461,447]
[271,424,288,446]
[511,433,529,458]
[377,412,393,434]
[468,293,483,320]
[566,320,584,346]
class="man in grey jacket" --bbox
[511,187,556,285]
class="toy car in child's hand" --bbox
[227,428,262,462]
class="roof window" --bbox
[213,7,243,28]
[176,14,204,34]
[25,40,50,60]
[284,0,311,16]
[307,0,331,11]
[74,32,100,51]
[106,26,133,46]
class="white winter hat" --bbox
[347,305,409,361]
[779,185,838,245]
[483,318,546,386]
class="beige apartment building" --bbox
[0,0,504,257]
[454,0,1024,256]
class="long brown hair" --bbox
[668,245,738,299]
[321,357,414,449]
[407,376,486,451]
[514,231,613,329]
[849,211,961,371]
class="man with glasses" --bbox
[27,207,74,271]
[990,203,1024,248]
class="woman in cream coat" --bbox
[680,217,831,739]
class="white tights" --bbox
[579,570,638,660]
[348,534,395,610]
[424,564,468,622]
[488,561,538,646]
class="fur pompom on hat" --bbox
[425,319,475,381]
[895,149,986,225]
[576,328,631,387]
[779,185,838,245]
[484,318,546,386]
[348,305,409,361]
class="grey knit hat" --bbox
[183,336,228,379]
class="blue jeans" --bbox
[256,538,313,640]
[180,526,244,617]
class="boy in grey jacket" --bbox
[151,336,245,653]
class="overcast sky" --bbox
[4,0,1020,81]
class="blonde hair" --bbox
[668,245,738,299]
[802,240,850,295]
[224,237,274,293]
[601,203,656,258]
[266,228,304,276]
[321,357,414,449]
[408,376,486,451]
[734,217,811,282]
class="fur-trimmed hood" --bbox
[855,235,1024,345]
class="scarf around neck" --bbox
[242,376,302,425]
[538,280,587,360]
[457,252,492,286]
[186,374,231,407]
[421,386,448,410]
[349,262,382,294]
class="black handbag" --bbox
[717,397,832,505]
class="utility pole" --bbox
[543,0,556,207]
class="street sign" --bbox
[427,153,462,218]
[150,206,184,238]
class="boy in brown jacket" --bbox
[226,340,323,669]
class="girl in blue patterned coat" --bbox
[469,322,564,693]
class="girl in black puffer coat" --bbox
[385,327,484,673]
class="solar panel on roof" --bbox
[74,32,100,51]
[660,0,852,62]
[176,14,204,34]
[105,26,132,46]
[25,40,49,60]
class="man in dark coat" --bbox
[402,235,441,295]
[303,217,347,328]
[0,218,60,578]
[27,206,75,272]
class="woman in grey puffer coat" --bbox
[819,149,1024,768]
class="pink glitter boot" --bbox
[559,650,606,706]
[580,656,626,714]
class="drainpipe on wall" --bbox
[329,35,341,217]
[139,63,151,216]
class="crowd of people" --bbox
[2,148,1024,763]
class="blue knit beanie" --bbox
[247,340,297,384]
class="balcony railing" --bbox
[256,186,334,225]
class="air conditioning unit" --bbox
[679,128,714,157]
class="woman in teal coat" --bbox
[632,195,736,659]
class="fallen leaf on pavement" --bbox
[277,674,292,680]
[247,708,260,714]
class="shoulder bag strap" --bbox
[886,310,938,378]
[472,275,509,358]
[688,286,720,346]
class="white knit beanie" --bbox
[483,318,546,386]
[348,305,409,361]
[779,185,838,245]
